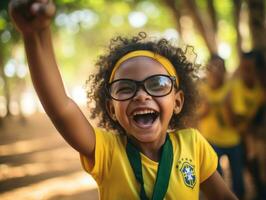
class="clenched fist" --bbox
[9,0,55,36]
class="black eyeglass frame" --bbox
[106,74,177,101]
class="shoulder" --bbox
[169,128,203,150]
[170,128,201,140]
[170,128,214,152]
[80,128,126,182]
[94,128,126,147]
[94,127,122,138]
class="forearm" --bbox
[201,171,238,200]
[23,28,96,156]
[23,28,70,118]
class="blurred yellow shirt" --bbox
[198,81,241,147]
[231,78,263,119]
[80,128,217,200]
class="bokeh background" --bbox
[0,0,265,199]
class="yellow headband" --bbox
[109,50,179,85]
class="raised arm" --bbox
[9,0,96,159]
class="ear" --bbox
[106,100,117,121]
[174,90,184,114]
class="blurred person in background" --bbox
[227,51,264,200]
[243,51,266,200]
[197,55,245,199]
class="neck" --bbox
[130,135,167,162]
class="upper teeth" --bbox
[133,109,155,116]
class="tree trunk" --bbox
[247,0,266,52]
[0,47,11,118]
[163,0,183,40]
[183,0,217,54]
[232,0,242,57]
[207,0,217,33]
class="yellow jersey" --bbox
[198,81,241,147]
[230,78,263,120]
[80,128,217,200]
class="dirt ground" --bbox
[0,113,98,200]
[0,113,256,200]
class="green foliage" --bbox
[0,15,7,31]
[196,0,208,10]
[0,0,261,92]
[0,0,9,11]
[214,0,234,23]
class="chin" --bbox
[132,131,161,143]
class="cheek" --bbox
[113,101,129,121]
[158,95,176,114]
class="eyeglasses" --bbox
[107,74,176,101]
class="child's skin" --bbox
[9,0,238,199]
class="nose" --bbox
[132,87,152,102]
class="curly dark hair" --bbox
[86,32,200,134]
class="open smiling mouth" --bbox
[132,110,159,127]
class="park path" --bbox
[0,113,98,200]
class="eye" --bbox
[147,76,171,91]
[116,86,134,94]
[111,80,135,95]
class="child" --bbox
[9,0,237,199]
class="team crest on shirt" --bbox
[176,158,196,189]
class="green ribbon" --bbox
[126,134,173,200]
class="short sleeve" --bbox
[194,129,218,183]
[80,128,115,184]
